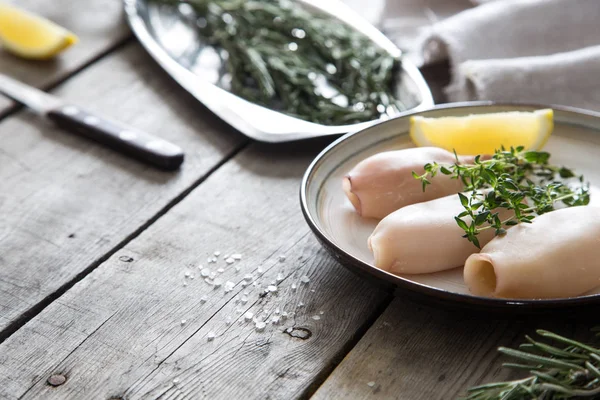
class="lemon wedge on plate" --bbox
[0,2,78,60]
[409,109,554,155]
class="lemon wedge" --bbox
[0,2,78,60]
[409,109,554,155]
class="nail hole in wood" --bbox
[118,256,134,263]
[47,374,67,387]
[284,327,312,340]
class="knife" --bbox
[0,73,184,170]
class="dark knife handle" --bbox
[47,105,184,170]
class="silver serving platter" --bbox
[124,0,434,142]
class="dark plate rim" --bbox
[300,101,600,310]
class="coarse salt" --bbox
[312,315,321,321]
[275,308,280,314]
[278,255,286,262]
[173,378,180,384]
[257,267,264,274]
[213,279,223,288]
[281,312,288,319]
[181,319,187,325]
[255,321,267,331]
[198,264,203,269]
[200,296,207,304]
[301,276,310,284]
[217,268,225,273]
[224,281,235,292]
[367,381,376,388]
[201,268,211,277]
[297,302,304,308]
[232,254,242,260]
[243,274,253,281]
[225,257,235,264]
[224,254,230,259]
[183,282,188,287]
[184,272,190,278]
[291,284,297,290]
[244,312,254,321]
[207,332,216,341]
[267,285,278,293]
[214,251,221,257]
[271,316,281,325]
[319,311,324,315]
[225,317,232,325]
[276,273,284,283]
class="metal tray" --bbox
[124,0,434,142]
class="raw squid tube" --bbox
[344,147,475,219]
[464,206,600,299]
[368,194,501,274]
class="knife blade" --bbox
[0,73,184,170]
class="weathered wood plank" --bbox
[0,42,246,335]
[0,141,391,400]
[0,0,130,113]
[312,297,591,399]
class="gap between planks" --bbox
[0,36,134,123]
[0,142,249,345]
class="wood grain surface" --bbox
[0,141,391,399]
[0,0,131,114]
[312,296,594,400]
[0,42,246,337]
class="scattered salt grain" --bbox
[281,312,288,320]
[200,268,211,277]
[270,280,276,285]
[257,267,264,274]
[319,311,324,315]
[297,302,304,308]
[225,257,235,264]
[244,312,254,321]
[278,255,286,262]
[243,291,249,296]
[301,275,310,284]
[184,271,190,278]
[173,378,180,384]
[190,275,194,280]
[312,315,321,321]
[276,273,284,283]
[181,319,187,325]
[207,332,215,341]
[241,282,249,287]
[183,282,188,287]
[200,296,207,304]
[214,251,221,257]
[291,284,297,290]
[211,257,217,263]
[224,254,230,259]
[271,316,281,325]
[207,257,212,263]
[213,279,223,288]
[217,268,225,273]
[367,382,376,388]
[275,308,280,314]
[198,264,203,270]
[241,296,248,304]
[232,254,242,260]
[224,281,235,292]
[267,285,278,293]
[310,289,315,293]
[243,274,253,281]
[225,317,232,326]
[235,266,241,272]
[255,321,267,331]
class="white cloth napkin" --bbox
[343,0,600,111]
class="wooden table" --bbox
[0,2,592,399]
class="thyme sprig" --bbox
[153,0,405,125]
[413,146,590,248]
[462,328,600,399]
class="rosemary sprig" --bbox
[413,146,590,248]
[152,0,405,125]
[461,329,600,399]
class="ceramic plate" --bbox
[301,103,600,311]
